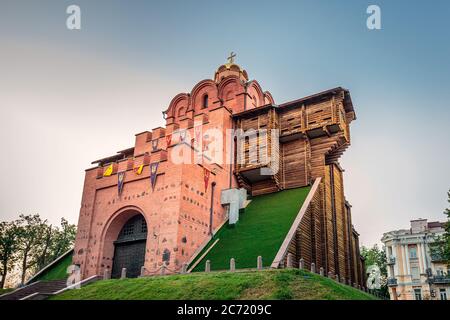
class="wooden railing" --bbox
[270,177,322,268]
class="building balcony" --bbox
[430,253,445,262]
[387,278,398,287]
[430,275,450,284]
[387,256,396,265]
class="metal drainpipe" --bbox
[423,234,429,273]
[229,120,235,189]
[244,82,248,111]
[209,182,216,235]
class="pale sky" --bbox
[1,0,449,247]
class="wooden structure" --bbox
[233,87,365,287]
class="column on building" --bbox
[403,245,409,276]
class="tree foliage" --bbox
[0,214,76,288]
[360,244,388,297]
[429,189,450,266]
[0,221,19,289]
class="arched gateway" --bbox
[111,214,147,278]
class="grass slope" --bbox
[34,254,72,282]
[192,187,311,271]
[0,288,13,295]
[52,269,376,300]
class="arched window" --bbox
[177,107,186,117]
[202,94,208,109]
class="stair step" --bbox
[0,279,68,300]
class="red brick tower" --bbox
[73,58,274,279]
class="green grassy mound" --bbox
[33,253,72,282]
[191,187,311,271]
[51,269,375,300]
[0,288,14,295]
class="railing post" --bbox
[230,258,235,272]
[205,260,211,273]
[181,263,188,274]
[120,268,127,279]
[299,258,304,270]
[310,263,316,274]
[335,274,340,282]
[141,266,146,277]
[103,268,111,280]
[160,263,167,276]
[286,253,293,268]
[320,267,324,276]
[257,256,263,270]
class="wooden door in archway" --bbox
[111,214,147,278]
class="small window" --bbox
[177,106,186,117]
[202,94,208,108]
[414,288,422,300]
[409,245,418,259]
[440,289,447,300]
[162,249,171,263]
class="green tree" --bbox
[429,189,450,266]
[49,218,76,262]
[16,214,47,285]
[360,244,388,297]
[34,218,76,272]
[0,221,19,288]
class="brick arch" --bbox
[165,93,190,120]
[247,80,265,109]
[190,79,217,113]
[264,91,275,104]
[217,75,244,101]
[97,206,148,275]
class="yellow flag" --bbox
[103,164,113,177]
[134,164,144,175]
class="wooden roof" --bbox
[232,87,355,119]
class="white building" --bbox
[381,219,449,300]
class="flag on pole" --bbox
[152,139,159,152]
[134,164,144,175]
[179,130,186,143]
[103,164,113,177]
[118,171,125,195]
[150,162,159,191]
[203,167,210,192]
[194,125,202,149]
[166,134,172,148]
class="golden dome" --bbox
[214,52,248,82]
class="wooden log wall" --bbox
[281,138,310,189]
[332,164,348,279]
[234,90,365,286]
[251,179,279,196]
[279,105,304,136]
[345,203,354,284]
[305,100,333,129]
[281,182,321,269]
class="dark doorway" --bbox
[111,214,147,278]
